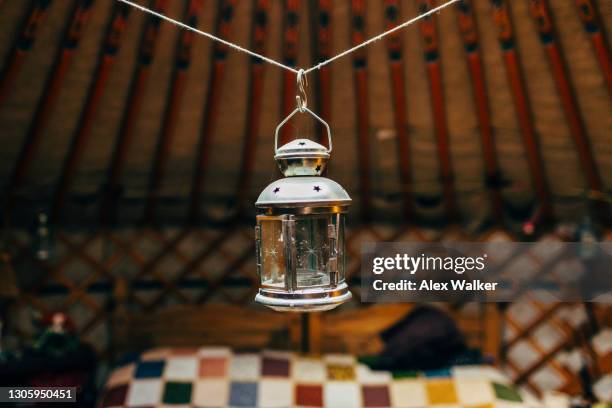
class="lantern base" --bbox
[255,283,352,312]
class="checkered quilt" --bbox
[99,347,549,407]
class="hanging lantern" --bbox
[254,79,352,312]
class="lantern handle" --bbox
[275,69,332,154]
[274,106,333,154]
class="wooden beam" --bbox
[384,0,413,220]
[350,0,372,223]
[456,0,504,223]
[189,0,237,222]
[345,225,408,281]
[311,0,333,147]
[505,306,575,392]
[483,303,502,361]
[512,309,592,387]
[0,0,53,108]
[144,0,204,223]
[131,228,192,283]
[144,228,236,307]
[489,0,553,222]
[278,0,300,147]
[100,0,169,225]
[235,0,271,210]
[6,0,95,208]
[10,232,99,298]
[528,0,604,214]
[197,243,254,304]
[418,0,456,222]
[503,302,565,350]
[574,0,612,99]
[51,3,131,222]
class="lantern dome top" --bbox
[275,139,330,177]
[255,176,351,209]
[275,138,329,159]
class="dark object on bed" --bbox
[374,305,473,371]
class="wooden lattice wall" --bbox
[4,225,611,397]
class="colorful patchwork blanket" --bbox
[99,347,562,407]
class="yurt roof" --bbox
[0,0,610,232]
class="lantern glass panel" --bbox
[295,216,331,287]
[294,214,346,288]
[258,217,287,288]
[337,214,346,282]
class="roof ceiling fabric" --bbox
[0,0,610,231]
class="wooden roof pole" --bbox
[311,0,333,148]
[6,0,95,209]
[196,242,254,304]
[528,0,606,219]
[383,0,414,220]
[144,0,204,223]
[489,0,553,223]
[100,0,169,225]
[146,227,238,307]
[418,0,456,222]
[350,0,372,223]
[0,0,53,108]
[278,0,300,147]
[235,0,271,211]
[51,3,131,222]
[456,0,504,223]
[574,0,612,99]
[189,0,237,223]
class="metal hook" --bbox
[296,69,308,112]
[274,68,332,154]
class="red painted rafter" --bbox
[350,0,372,222]
[6,0,95,205]
[278,0,300,147]
[189,0,237,222]
[311,0,332,147]
[383,0,413,219]
[575,0,612,99]
[456,0,503,222]
[490,0,553,220]
[529,0,603,203]
[144,0,204,223]
[418,0,456,221]
[235,0,271,209]
[51,3,131,222]
[0,0,53,108]
[101,0,169,224]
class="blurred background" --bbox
[0,0,610,406]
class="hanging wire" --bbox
[117,0,460,76]
[116,0,300,74]
[302,0,461,74]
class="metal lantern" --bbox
[254,96,352,312]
